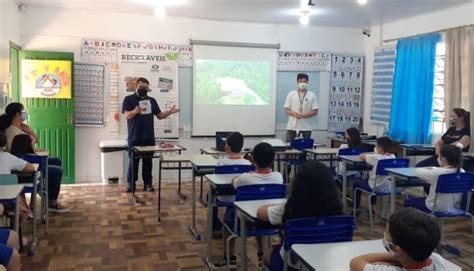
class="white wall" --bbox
[19,6,364,183]
[0,0,20,85]
[362,2,474,136]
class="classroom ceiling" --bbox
[18,0,473,27]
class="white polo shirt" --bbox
[284,90,319,131]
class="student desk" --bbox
[304,148,339,168]
[338,155,370,211]
[204,173,241,268]
[200,148,249,158]
[385,168,427,214]
[234,198,287,271]
[131,145,186,216]
[400,144,435,158]
[14,166,40,256]
[188,155,218,240]
[0,185,24,234]
[275,149,304,181]
[291,239,461,271]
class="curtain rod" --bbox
[383,23,474,43]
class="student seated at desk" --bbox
[10,134,69,213]
[0,209,21,271]
[354,137,396,210]
[0,103,68,213]
[417,108,470,167]
[257,160,343,271]
[0,131,36,222]
[350,208,448,271]
[213,132,251,235]
[409,145,464,213]
[212,142,283,269]
[337,127,363,175]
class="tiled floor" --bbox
[20,181,474,270]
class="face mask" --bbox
[298,82,308,90]
[382,239,396,256]
[374,147,379,154]
[137,88,148,97]
[20,112,28,121]
[449,119,457,126]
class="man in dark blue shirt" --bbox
[122,77,180,192]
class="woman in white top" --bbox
[410,145,464,212]
[256,160,343,270]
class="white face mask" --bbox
[20,112,28,121]
[382,239,396,256]
[298,82,308,90]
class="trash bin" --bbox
[99,139,128,184]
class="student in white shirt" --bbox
[212,132,251,235]
[0,131,36,225]
[283,73,319,142]
[216,132,250,167]
[350,208,450,271]
[410,145,464,213]
[257,160,343,270]
[354,137,396,210]
[212,142,283,269]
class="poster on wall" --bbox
[118,49,179,138]
[21,59,72,99]
[328,54,364,132]
[81,39,193,67]
[277,51,331,72]
[370,46,396,124]
[74,63,105,126]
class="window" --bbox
[432,42,446,134]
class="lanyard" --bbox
[298,91,307,112]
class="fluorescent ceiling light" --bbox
[299,14,309,25]
[154,5,166,17]
[357,0,368,5]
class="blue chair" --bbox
[283,216,355,271]
[214,165,255,207]
[353,158,409,233]
[224,184,287,269]
[0,174,24,252]
[404,172,474,255]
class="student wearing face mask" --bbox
[0,102,68,213]
[122,77,180,193]
[417,108,471,167]
[283,73,319,142]
[350,208,449,271]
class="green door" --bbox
[16,50,75,184]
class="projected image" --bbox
[195,59,271,105]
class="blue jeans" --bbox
[48,157,63,204]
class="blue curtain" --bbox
[388,33,440,144]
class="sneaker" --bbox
[48,203,69,213]
[212,256,236,269]
[145,184,155,192]
[22,237,28,246]
[126,185,136,193]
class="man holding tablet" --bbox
[122,77,180,193]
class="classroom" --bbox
[0,0,473,270]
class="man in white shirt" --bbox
[283,73,319,142]
[350,208,452,271]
